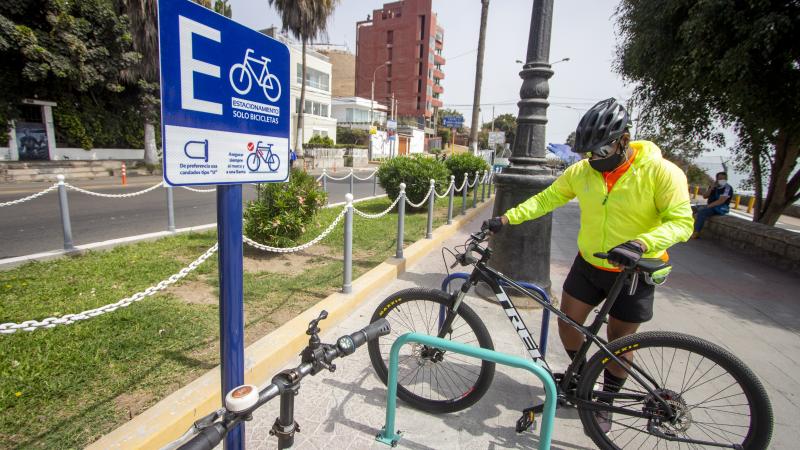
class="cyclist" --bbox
[482,98,693,431]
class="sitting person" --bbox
[692,172,733,238]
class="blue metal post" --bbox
[217,184,245,450]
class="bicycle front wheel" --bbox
[367,288,495,413]
[246,152,260,172]
[577,331,773,449]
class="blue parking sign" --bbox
[158,0,290,186]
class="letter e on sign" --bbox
[178,16,223,115]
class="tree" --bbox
[565,131,575,149]
[268,0,338,158]
[468,0,490,154]
[0,0,136,131]
[615,0,800,225]
[482,113,516,149]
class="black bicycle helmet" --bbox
[574,98,631,156]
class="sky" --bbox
[228,0,630,144]
[228,0,737,184]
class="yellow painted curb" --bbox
[89,199,493,450]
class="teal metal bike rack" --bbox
[376,332,557,449]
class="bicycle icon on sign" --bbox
[246,141,280,172]
[229,48,282,102]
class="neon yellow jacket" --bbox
[504,140,693,270]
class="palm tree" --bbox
[121,0,231,167]
[268,0,338,158]
[121,0,160,166]
[469,0,490,154]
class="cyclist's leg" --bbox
[559,255,605,367]
[605,317,641,378]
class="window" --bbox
[416,97,421,110]
[427,85,432,97]
[428,52,434,64]
[418,63,423,76]
[312,130,329,137]
[418,15,426,40]
[418,45,424,58]
[298,99,329,117]
[387,64,392,77]
[295,64,330,91]
[387,30,393,44]
[388,47,393,60]
[417,79,422,93]
[386,81,391,93]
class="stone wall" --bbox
[701,214,800,274]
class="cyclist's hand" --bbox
[606,241,645,268]
[482,216,506,233]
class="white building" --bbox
[331,96,388,131]
[263,29,337,148]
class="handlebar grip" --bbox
[594,252,609,259]
[178,424,226,450]
[337,319,391,356]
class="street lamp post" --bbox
[370,61,390,161]
[490,0,557,292]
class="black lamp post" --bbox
[490,0,556,291]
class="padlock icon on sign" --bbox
[184,139,209,162]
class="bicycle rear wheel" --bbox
[577,331,773,449]
[367,288,495,413]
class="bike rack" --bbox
[441,273,552,357]
[376,332,557,449]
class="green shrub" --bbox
[305,135,335,148]
[377,155,450,208]
[445,153,490,190]
[244,168,327,246]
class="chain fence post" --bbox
[461,174,468,215]
[56,174,75,251]
[447,175,455,225]
[165,182,176,232]
[396,183,406,259]
[426,179,435,239]
[349,168,354,195]
[372,170,378,196]
[321,168,327,194]
[343,193,353,294]
[472,171,478,208]
[481,170,487,202]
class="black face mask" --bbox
[589,151,625,172]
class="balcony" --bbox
[432,84,444,94]
[435,40,443,50]
[431,98,443,108]
[434,53,445,65]
[432,68,444,80]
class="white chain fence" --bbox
[323,172,352,181]
[434,181,454,199]
[243,206,347,253]
[0,244,219,334]
[181,186,216,193]
[66,182,163,198]
[0,184,58,207]
[352,170,377,181]
[353,194,401,219]
[454,177,469,193]
[405,185,434,208]
[2,174,491,333]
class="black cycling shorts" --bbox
[562,254,655,323]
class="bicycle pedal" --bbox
[515,407,537,433]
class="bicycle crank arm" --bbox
[647,422,743,449]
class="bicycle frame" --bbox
[243,49,274,88]
[438,256,675,419]
[255,142,273,162]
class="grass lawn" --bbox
[0,195,476,449]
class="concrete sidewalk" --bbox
[240,200,799,449]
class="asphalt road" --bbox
[0,178,383,259]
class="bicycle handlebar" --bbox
[174,319,390,450]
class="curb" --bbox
[88,199,493,450]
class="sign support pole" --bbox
[217,184,245,450]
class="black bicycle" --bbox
[367,230,773,449]
[166,311,390,450]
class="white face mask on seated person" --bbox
[717,180,727,187]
